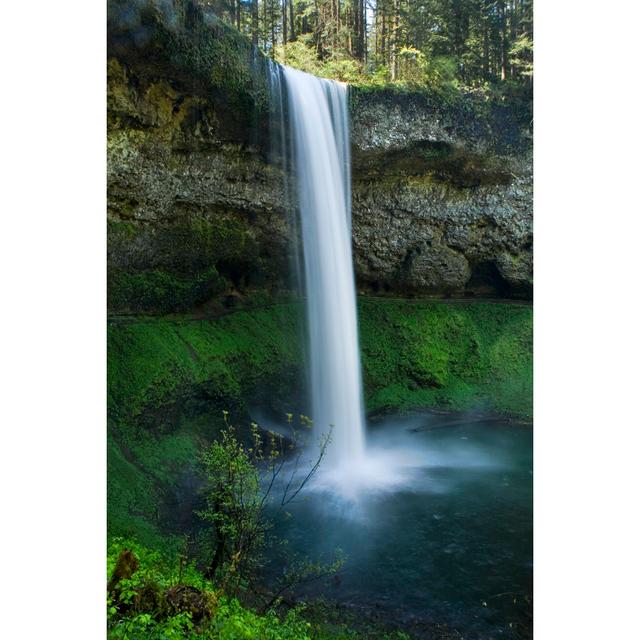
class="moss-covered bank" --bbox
[108,303,306,546]
[108,299,531,545]
[360,299,532,417]
[108,300,531,422]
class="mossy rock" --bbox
[108,267,227,314]
[107,0,271,143]
[107,216,288,313]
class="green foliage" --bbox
[107,537,214,640]
[510,34,534,78]
[395,48,459,95]
[277,39,324,76]
[197,421,266,588]
[275,38,363,83]
[198,0,532,93]
[196,415,335,596]
[209,599,314,639]
[274,38,460,94]
[107,537,408,640]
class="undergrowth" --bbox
[107,537,411,640]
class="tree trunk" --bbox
[289,0,296,41]
[251,0,259,46]
[390,0,399,81]
[361,0,367,62]
[263,0,268,50]
[483,20,489,79]
[271,1,276,57]
[283,0,288,45]
[499,1,508,81]
[354,0,366,61]
[208,539,225,578]
[380,9,386,65]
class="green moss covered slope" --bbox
[108,299,531,544]
[359,299,532,417]
[108,305,305,423]
[107,305,306,544]
[109,300,531,424]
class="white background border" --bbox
[2,1,639,637]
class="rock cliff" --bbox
[107,0,532,314]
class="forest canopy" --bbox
[196,0,533,90]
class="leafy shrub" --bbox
[196,413,336,598]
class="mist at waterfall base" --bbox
[265,416,533,639]
[264,64,532,637]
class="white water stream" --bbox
[268,64,366,471]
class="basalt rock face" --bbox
[107,0,532,315]
[349,90,532,299]
[107,0,292,314]
[107,54,292,314]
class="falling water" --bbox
[268,63,366,468]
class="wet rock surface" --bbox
[350,154,532,298]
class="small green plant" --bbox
[197,412,336,599]
[107,537,215,638]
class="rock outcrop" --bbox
[107,0,532,314]
[350,89,532,298]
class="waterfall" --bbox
[268,63,366,468]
